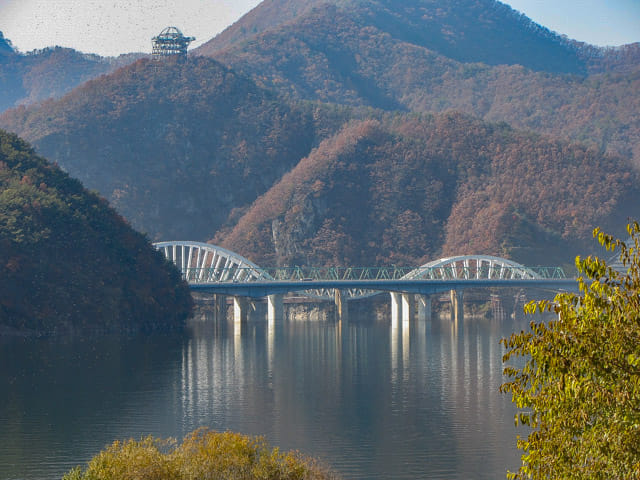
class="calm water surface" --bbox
[0,312,526,479]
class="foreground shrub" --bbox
[62,428,340,480]
[501,222,640,479]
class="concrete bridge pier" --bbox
[213,294,226,321]
[335,289,349,322]
[401,293,415,323]
[233,296,249,323]
[417,295,431,322]
[392,293,429,325]
[267,294,284,323]
[390,292,401,327]
[450,289,464,325]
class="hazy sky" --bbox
[0,0,638,57]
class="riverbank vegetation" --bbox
[0,130,192,334]
[501,222,640,479]
[62,428,340,480]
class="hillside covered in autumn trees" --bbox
[217,113,637,267]
[203,0,640,166]
[0,130,192,333]
[0,57,321,241]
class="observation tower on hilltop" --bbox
[152,27,195,58]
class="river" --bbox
[0,308,527,479]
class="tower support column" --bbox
[417,295,431,322]
[213,294,226,320]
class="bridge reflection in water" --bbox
[178,309,524,479]
[155,241,576,325]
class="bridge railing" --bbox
[178,265,566,283]
[267,266,416,281]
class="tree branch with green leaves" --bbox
[501,221,640,480]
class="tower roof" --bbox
[152,26,195,58]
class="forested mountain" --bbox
[202,0,640,165]
[0,130,192,333]
[0,31,142,113]
[0,0,638,270]
[200,0,589,74]
[217,113,637,267]
[195,0,326,55]
[0,57,320,241]
[200,0,640,74]
[0,31,14,57]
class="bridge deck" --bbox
[188,278,578,298]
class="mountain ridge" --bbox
[199,0,638,73]
[0,32,143,113]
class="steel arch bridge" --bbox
[154,242,566,300]
[402,255,541,280]
[154,241,379,300]
[154,241,270,283]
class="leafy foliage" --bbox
[0,130,192,333]
[62,428,339,480]
[501,223,640,479]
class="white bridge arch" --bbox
[154,241,271,283]
[153,241,376,300]
[402,255,540,280]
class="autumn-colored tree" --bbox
[62,428,339,480]
[501,222,640,479]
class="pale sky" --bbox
[0,0,638,57]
